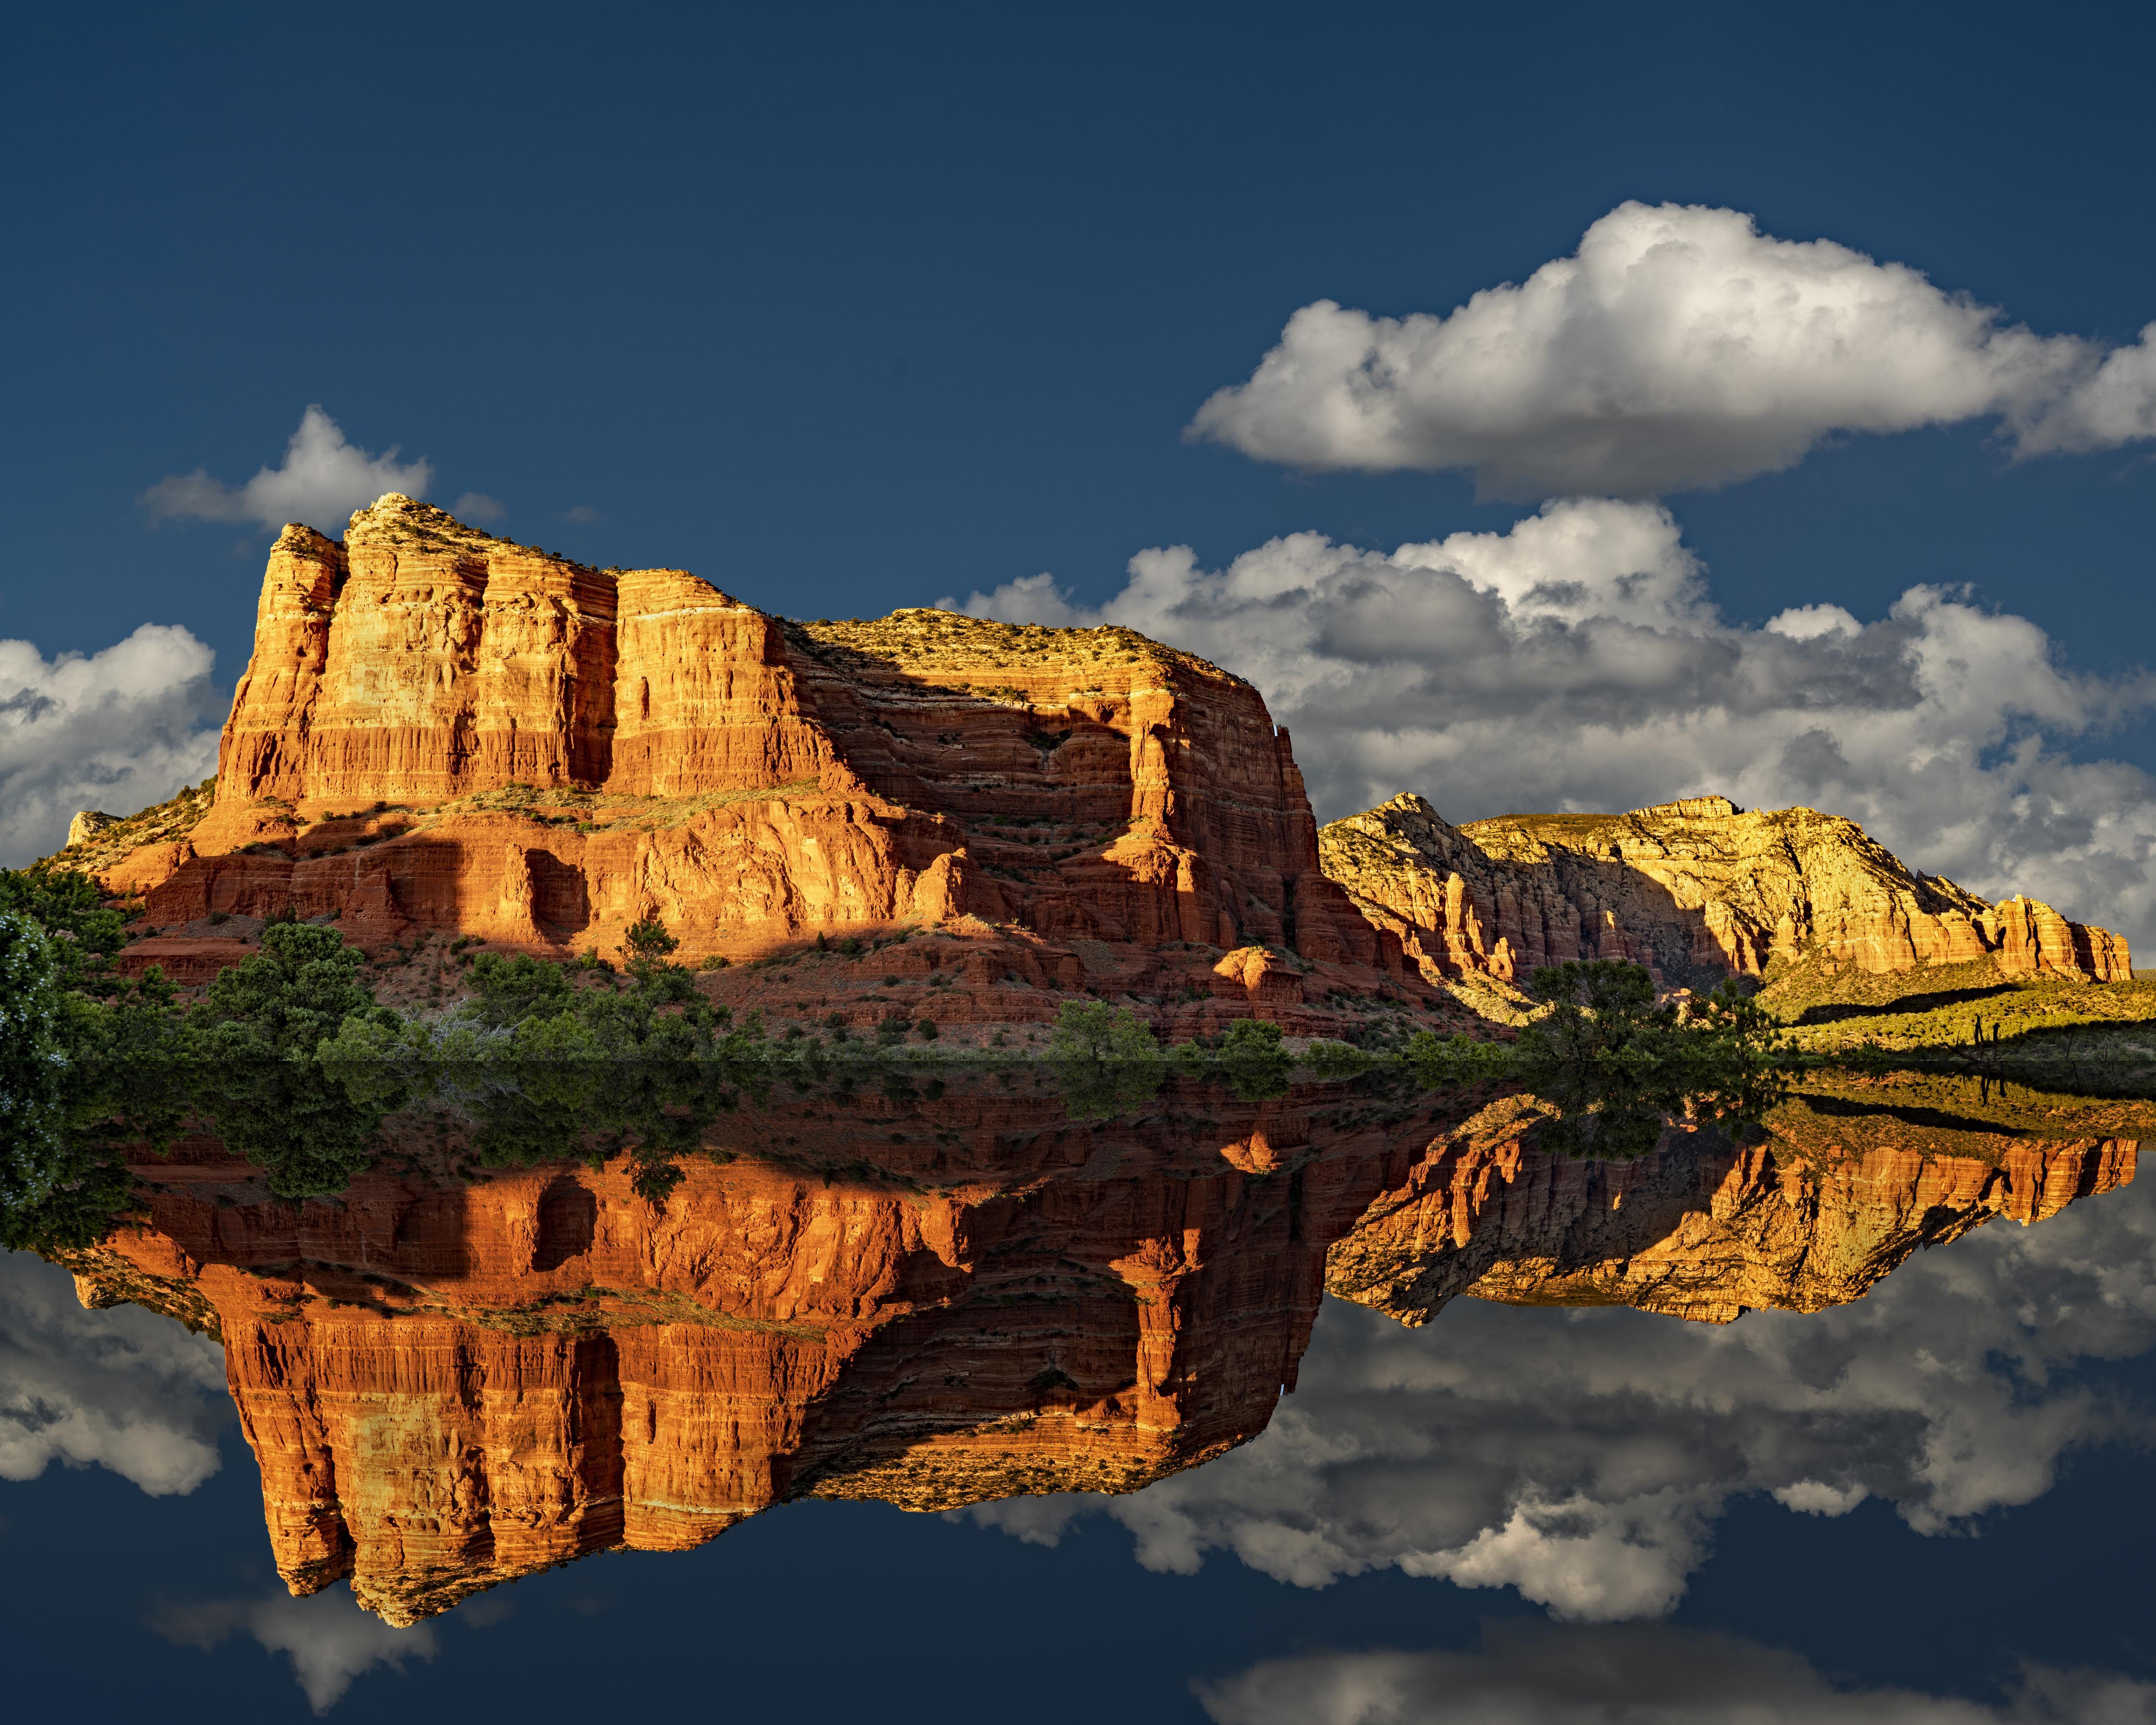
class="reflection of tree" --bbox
[1511,960,1790,1158]
[1046,1002,1165,1118]
[3,873,1800,1254]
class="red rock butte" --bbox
[104,494,1419,1016]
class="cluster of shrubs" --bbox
[0,855,1790,1254]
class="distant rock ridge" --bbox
[1319,791,2131,989]
[81,493,1407,1018]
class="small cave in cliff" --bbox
[527,850,592,939]
[533,1176,599,1270]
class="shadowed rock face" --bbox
[94,494,1408,1018]
[1320,792,2131,989]
[55,1079,2141,1626]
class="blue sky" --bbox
[5,0,2155,934]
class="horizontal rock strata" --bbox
[64,1085,1449,1624]
[1320,792,2131,989]
[92,495,1409,1018]
[1324,1084,2140,1326]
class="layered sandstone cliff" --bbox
[1319,792,2131,990]
[94,496,1404,1018]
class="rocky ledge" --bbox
[1320,792,2131,994]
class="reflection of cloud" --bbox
[1189,201,2156,498]
[0,1251,228,1496]
[154,1584,439,1713]
[950,499,2156,947]
[141,406,431,533]
[0,625,222,866]
[1199,1621,2156,1725]
[966,1174,2156,1621]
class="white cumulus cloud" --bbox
[141,406,433,533]
[964,1161,2156,1621]
[0,625,223,866]
[1199,1623,2156,1725]
[948,498,2156,949]
[153,1585,440,1714]
[1188,202,2156,497]
[0,1251,230,1497]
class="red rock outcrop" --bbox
[1320,792,2132,989]
[91,495,1409,1021]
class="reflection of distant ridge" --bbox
[51,1073,2142,1624]
[1326,1078,2141,1328]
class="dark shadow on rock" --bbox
[1794,982,2018,1025]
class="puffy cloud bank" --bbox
[965,1164,2156,1622]
[951,498,2156,946]
[1189,202,2156,497]
[0,1251,230,1497]
[1199,1623,2156,1725]
[142,405,432,534]
[154,1586,440,1714]
[0,624,223,866]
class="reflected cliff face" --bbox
[25,1068,2154,1636]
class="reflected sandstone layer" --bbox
[64,1088,1440,1624]
[57,1079,2142,1624]
[1327,1081,2146,1325]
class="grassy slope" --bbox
[1758,953,2156,1092]
[1773,1069,2156,1147]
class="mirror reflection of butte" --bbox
[65,1080,2141,1625]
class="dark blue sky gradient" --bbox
[4,0,2152,733]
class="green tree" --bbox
[465,952,576,1028]
[1046,1001,1166,1119]
[181,923,394,1198]
[1216,1018,1293,1101]
[0,865,124,990]
[192,922,374,1055]
[0,914,70,1225]
[620,916,680,972]
[1401,1029,1514,1088]
[1511,960,1786,1159]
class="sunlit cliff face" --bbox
[106,493,1397,1006]
[53,1073,2145,1626]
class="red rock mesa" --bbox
[88,495,1423,1026]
